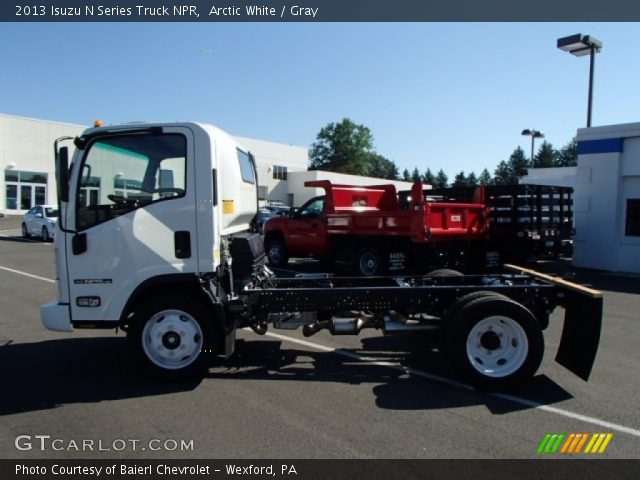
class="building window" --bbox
[257,185,268,200]
[273,165,287,181]
[625,199,640,237]
[4,170,48,210]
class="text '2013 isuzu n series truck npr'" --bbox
[41,122,602,389]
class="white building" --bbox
[287,170,415,206]
[520,166,577,188]
[572,122,640,274]
[1,113,414,214]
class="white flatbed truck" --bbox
[40,122,602,389]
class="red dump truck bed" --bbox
[316,180,488,243]
[263,180,489,275]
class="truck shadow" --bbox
[207,336,573,415]
[0,334,572,417]
[0,337,200,417]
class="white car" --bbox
[22,205,58,241]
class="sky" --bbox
[1,22,639,178]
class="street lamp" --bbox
[521,129,545,167]
[557,33,603,128]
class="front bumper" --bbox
[40,301,73,332]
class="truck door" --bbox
[64,127,197,323]
[287,197,326,254]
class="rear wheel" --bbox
[21,223,30,238]
[444,296,543,389]
[127,295,215,380]
[355,246,386,276]
[266,237,289,267]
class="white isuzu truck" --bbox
[41,122,603,389]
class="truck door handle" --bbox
[174,231,191,259]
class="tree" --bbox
[556,137,578,167]
[368,154,399,180]
[411,167,422,182]
[533,141,557,168]
[507,146,530,182]
[309,118,374,175]
[478,168,492,186]
[423,168,436,186]
[452,171,467,187]
[466,171,478,187]
[434,169,449,189]
[402,168,411,181]
[493,160,511,185]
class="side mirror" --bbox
[56,146,70,202]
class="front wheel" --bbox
[443,296,544,389]
[41,226,51,242]
[127,295,214,380]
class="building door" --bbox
[20,185,32,210]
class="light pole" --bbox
[521,129,545,167]
[557,34,603,128]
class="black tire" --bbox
[439,291,508,348]
[21,223,30,238]
[425,268,463,278]
[127,295,216,381]
[355,245,386,276]
[444,295,544,390]
[265,237,289,267]
[42,226,50,242]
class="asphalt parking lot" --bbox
[0,215,638,459]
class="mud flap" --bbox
[555,291,603,381]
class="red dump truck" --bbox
[263,180,489,275]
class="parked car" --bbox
[22,205,58,241]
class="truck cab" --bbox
[41,122,260,376]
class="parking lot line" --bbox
[261,331,640,438]
[2,263,638,439]
[0,265,56,283]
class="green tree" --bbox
[493,160,511,185]
[401,168,411,181]
[556,137,578,167]
[452,171,467,187]
[368,153,399,180]
[466,171,478,187]
[423,167,436,186]
[533,141,557,168]
[309,118,374,175]
[478,168,492,186]
[411,167,422,182]
[507,146,530,182]
[434,169,449,189]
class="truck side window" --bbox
[76,134,186,231]
[237,149,255,184]
[298,198,324,219]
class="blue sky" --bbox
[1,22,638,177]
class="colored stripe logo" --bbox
[537,433,612,454]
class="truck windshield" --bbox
[75,133,186,231]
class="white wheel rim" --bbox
[141,309,203,370]
[466,315,529,378]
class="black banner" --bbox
[3,460,639,480]
[3,0,640,22]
